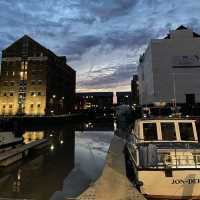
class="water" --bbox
[0,121,114,200]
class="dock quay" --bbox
[0,113,84,128]
[0,139,48,167]
[68,136,146,200]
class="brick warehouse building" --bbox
[0,35,76,115]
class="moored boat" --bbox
[127,116,200,199]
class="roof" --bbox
[77,92,113,97]
[116,92,131,96]
[164,25,200,39]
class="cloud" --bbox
[82,0,139,22]
[77,63,136,90]
[0,0,200,91]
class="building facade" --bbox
[0,35,76,115]
[138,26,200,106]
[76,92,113,110]
[131,75,139,105]
[116,92,132,106]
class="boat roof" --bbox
[139,116,197,121]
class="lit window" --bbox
[21,61,28,70]
[12,72,15,76]
[6,71,8,76]
[24,71,27,80]
[24,61,28,70]
[52,95,56,98]
[20,72,23,80]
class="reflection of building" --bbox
[138,25,200,106]
[116,92,132,106]
[0,35,76,115]
[0,126,75,199]
[131,75,139,105]
[76,92,113,110]
[23,131,44,144]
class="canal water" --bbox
[0,121,114,200]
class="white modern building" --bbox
[138,25,200,106]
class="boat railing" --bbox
[157,152,200,168]
[137,144,200,169]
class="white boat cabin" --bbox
[129,118,200,169]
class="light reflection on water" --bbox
[0,122,114,200]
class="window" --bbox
[12,72,15,76]
[179,123,195,141]
[143,123,158,140]
[31,80,36,85]
[24,71,27,80]
[38,92,41,96]
[2,105,6,109]
[30,104,34,108]
[161,123,176,140]
[3,81,8,86]
[10,92,13,96]
[37,104,41,108]
[21,61,28,70]
[20,72,23,80]
[38,80,42,85]
[31,92,35,96]
[6,71,8,76]
[9,104,12,108]
[3,93,7,96]
[10,81,14,86]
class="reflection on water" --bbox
[23,131,44,144]
[0,121,114,200]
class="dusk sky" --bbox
[0,0,200,92]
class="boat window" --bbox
[143,123,158,140]
[179,123,195,141]
[161,123,176,140]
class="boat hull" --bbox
[138,169,200,199]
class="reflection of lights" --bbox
[17,169,21,181]
[186,115,189,118]
[50,144,54,151]
[60,140,64,144]
[62,97,64,100]
[85,123,89,128]
[50,134,53,137]
[104,113,106,116]
[114,121,117,132]
[52,95,56,98]
[51,110,54,114]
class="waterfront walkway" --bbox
[68,136,146,200]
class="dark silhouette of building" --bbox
[116,92,132,106]
[131,75,139,105]
[76,92,113,110]
[0,35,76,115]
